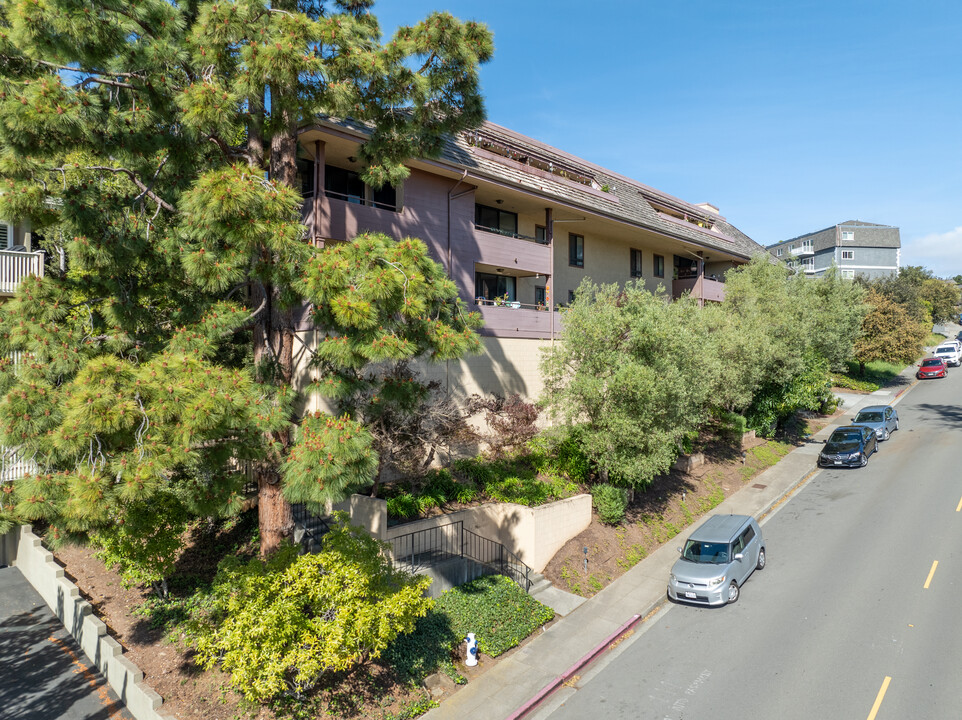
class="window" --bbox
[535,225,548,245]
[568,290,576,305]
[0,222,11,249]
[535,286,546,307]
[776,248,783,257]
[474,272,516,303]
[569,233,584,267]
[653,254,665,278]
[296,151,315,197]
[630,249,643,277]
[841,230,854,242]
[475,204,518,237]
[841,250,854,259]
[325,165,397,210]
[841,269,855,279]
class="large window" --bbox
[475,204,519,237]
[325,165,397,210]
[841,230,854,242]
[569,233,584,267]
[535,225,548,244]
[296,153,315,197]
[653,254,665,278]
[630,249,643,277]
[535,286,546,307]
[475,272,516,303]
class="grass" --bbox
[832,359,907,392]
[926,331,947,347]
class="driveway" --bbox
[0,565,134,720]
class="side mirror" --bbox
[734,553,744,561]
[676,547,682,554]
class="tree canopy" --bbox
[0,0,492,554]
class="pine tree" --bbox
[0,0,492,555]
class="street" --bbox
[536,367,962,720]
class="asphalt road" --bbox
[536,367,962,720]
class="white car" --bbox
[934,343,962,367]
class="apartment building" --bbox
[294,118,767,404]
[767,221,901,280]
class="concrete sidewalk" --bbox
[424,363,923,720]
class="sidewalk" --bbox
[424,363,923,720]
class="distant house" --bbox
[767,221,900,280]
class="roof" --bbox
[687,514,752,543]
[768,221,901,251]
[310,116,767,262]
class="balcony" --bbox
[0,250,44,296]
[474,223,549,246]
[671,275,725,304]
[791,244,814,257]
[473,299,554,339]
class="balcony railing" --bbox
[0,250,44,294]
[791,245,814,256]
[324,189,398,212]
[474,224,549,245]
[474,298,549,311]
[672,275,725,304]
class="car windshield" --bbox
[921,359,942,367]
[829,431,860,443]
[855,412,883,423]
[682,540,729,564]
[936,348,952,354]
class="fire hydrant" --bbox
[464,632,478,667]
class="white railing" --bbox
[791,244,814,256]
[0,250,44,294]
[0,447,38,483]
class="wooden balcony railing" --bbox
[0,250,44,295]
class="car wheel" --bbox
[727,580,739,604]
[859,453,868,467]
[756,548,766,570]
[882,428,890,441]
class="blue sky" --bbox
[374,1,962,278]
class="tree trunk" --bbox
[252,105,300,557]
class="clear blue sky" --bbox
[375,1,962,278]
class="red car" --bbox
[917,357,948,379]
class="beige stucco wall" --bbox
[340,493,591,573]
[299,335,553,415]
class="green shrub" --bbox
[434,575,554,657]
[591,483,628,525]
[717,411,747,442]
[383,609,462,684]
[386,493,420,520]
[528,428,592,483]
[192,516,432,702]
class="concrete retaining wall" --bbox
[3,525,176,720]
[340,493,592,573]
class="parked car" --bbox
[851,404,900,441]
[934,344,962,367]
[667,514,765,606]
[818,425,878,468]
[916,357,948,379]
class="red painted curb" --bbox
[504,613,643,720]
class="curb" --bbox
[504,613,644,720]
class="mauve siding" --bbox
[306,168,554,337]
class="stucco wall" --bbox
[341,493,592,573]
[3,526,176,720]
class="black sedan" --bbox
[818,425,878,468]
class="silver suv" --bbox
[668,514,765,606]
[934,343,962,367]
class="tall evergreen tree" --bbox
[0,0,492,554]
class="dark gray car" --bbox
[851,404,899,441]
[667,514,765,606]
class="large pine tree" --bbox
[0,0,491,554]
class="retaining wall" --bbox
[338,493,592,573]
[1,525,177,720]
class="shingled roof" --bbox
[314,116,767,261]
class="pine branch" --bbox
[81,166,175,212]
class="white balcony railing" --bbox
[0,249,44,294]
[790,244,814,256]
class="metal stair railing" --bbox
[389,521,532,592]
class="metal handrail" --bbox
[324,189,397,212]
[474,299,549,312]
[389,521,532,592]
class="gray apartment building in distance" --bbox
[767,220,901,280]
